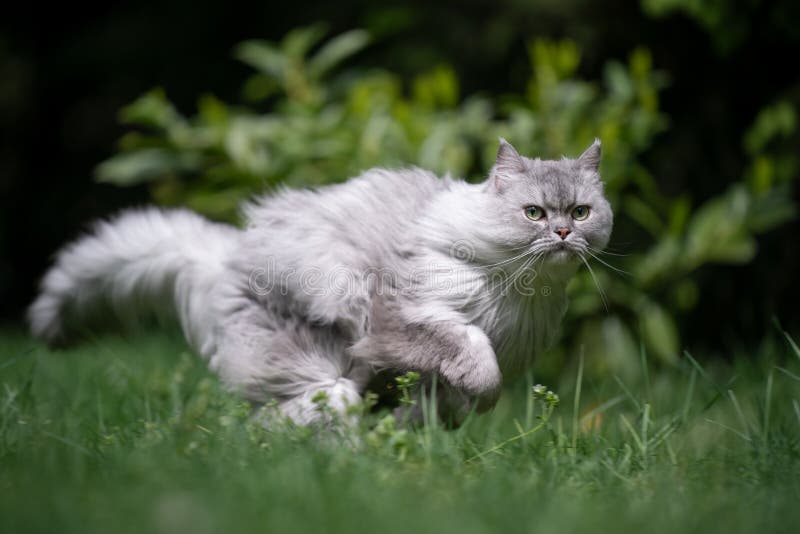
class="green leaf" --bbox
[120,88,184,130]
[197,94,230,126]
[241,74,280,102]
[95,149,202,186]
[667,196,691,235]
[684,186,758,266]
[639,302,679,365]
[308,29,370,79]
[604,61,634,100]
[624,194,665,237]
[634,236,681,286]
[746,186,796,233]
[412,66,459,109]
[281,24,328,59]
[744,101,796,155]
[235,40,288,79]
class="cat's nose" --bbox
[555,227,571,240]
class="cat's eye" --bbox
[572,205,590,220]
[524,206,545,221]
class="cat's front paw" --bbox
[439,326,502,412]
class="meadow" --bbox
[3,3,799,533]
[2,328,799,534]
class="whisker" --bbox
[584,249,631,276]
[442,247,534,272]
[503,241,540,252]
[505,252,540,294]
[480,249,537,269]
[425,248,534,276]
[578,253,609,312]
[595,243,632,254]
[587,245,630,258]
[441,243,553,302]
[497,248,547,298]
[486,250,534,298]
[495,253,535,296]
[447,239,544,268]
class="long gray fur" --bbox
[28,139,613,425]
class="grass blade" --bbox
[682,367,697,422]
[704,418,752,442]
[640,339,651,403]
[571,348,584,458]
[763,369,773,445]
[727,389,751,441]
[783,330,800,362]
[613,375,642,412]
[793,399,800,427]
[619,414,645,455]
[776,366,800,382]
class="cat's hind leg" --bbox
[210,306,369,426]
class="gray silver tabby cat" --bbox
[28,139,612,426]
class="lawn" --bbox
[1,328,799,534]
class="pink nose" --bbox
[555,227,571,240]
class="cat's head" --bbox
[482,138,613,268]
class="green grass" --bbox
[2,328,800,534]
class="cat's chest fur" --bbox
[473,281,568,378]
[430,262,569,378]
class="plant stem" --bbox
[466,407,553,463]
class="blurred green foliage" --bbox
[97,26,797,379]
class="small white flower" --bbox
[545,391,560,407]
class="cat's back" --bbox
[239,167,451,268]
[245,168,447,237]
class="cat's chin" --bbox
[544,247,580,266]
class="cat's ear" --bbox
[492,138,526,191]
[577,138,601,173]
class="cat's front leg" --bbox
[349,320,502,412]
[437,324,502,412]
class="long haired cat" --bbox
[29,139,612,425]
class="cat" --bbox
[28,139,612,426]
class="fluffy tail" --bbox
[28,208,240,355]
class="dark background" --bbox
[1,0,798,353]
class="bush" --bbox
[97,26,797,378]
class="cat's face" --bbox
[483,139,613,270]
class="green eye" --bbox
[572,205,590,220]
[524,206,545,221]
